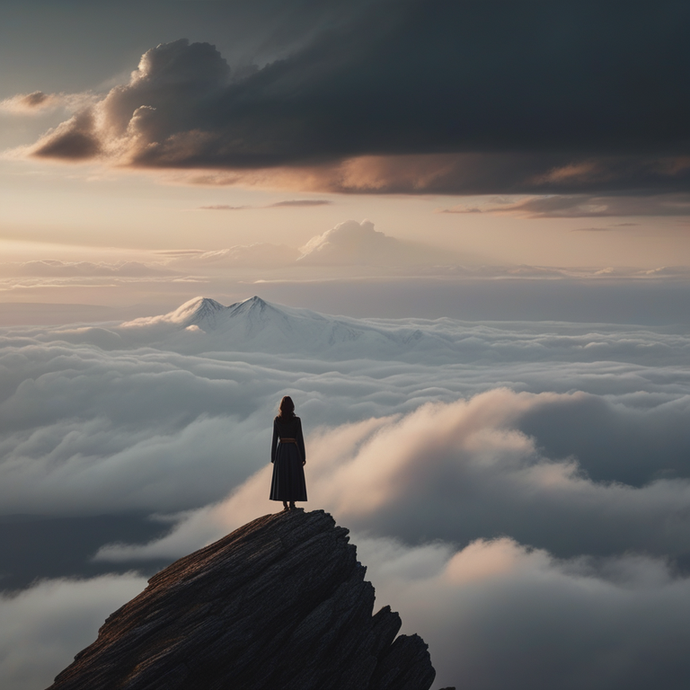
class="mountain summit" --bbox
[169,296,275,328]
[122,296,430,357]
[47,510,436,690]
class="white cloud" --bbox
[3,302,690,522]
[297,219,450,266]
[0,574,145,690]
[94,390,690,564]
[357,536,690,690]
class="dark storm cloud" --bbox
[27,1,690,193]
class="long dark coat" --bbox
[269,415,307,502]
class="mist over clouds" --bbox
[22,0,690,194]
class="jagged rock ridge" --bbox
[48,510,436,690]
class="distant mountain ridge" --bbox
[51,294,682,367]
[122,296,430,357]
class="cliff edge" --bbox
[47,509,436,690]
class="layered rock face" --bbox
[48,510,436,690]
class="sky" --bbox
[1,0,690,322]
[2,1,690,689]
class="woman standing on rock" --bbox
[270,395,307,511]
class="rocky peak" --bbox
[47,510,436,690]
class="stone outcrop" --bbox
[48,509,436,690]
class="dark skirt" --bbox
[270,442,307,501]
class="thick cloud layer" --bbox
[3,299,690,689]
[1,91,58,114]
[357,536,690,690]
[9,539,690,690]
[24,1,690,193]
[89,389,690,565]
[2,300,690,527]
[0,574,145,690]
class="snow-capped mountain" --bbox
[47,295,678,366]
[121,296,432,357]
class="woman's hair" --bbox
[277,395,295,419]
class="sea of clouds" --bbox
[1,298,690,689]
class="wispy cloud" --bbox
[269,199,332,207]
[441,194,690,218]
[198,199,331,210]
[199,204,249,210]
[0,260,176,278]
[0,91,95,115]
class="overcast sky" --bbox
[2,3,690,690]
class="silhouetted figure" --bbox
[270,395,307,510]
